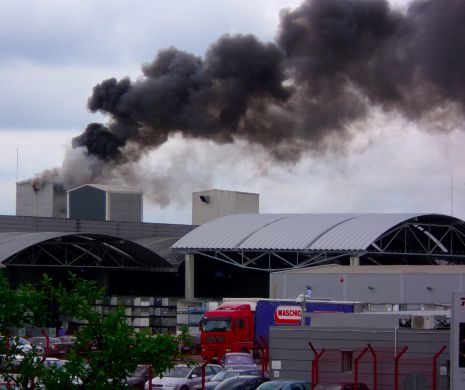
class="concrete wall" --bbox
[270,267,465,305]
[192,189,259,225]
[269,315,450,389]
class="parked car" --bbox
[42,357,69,369]
[0,336,44,355]
[144,364,223,390]
[192,369,263,390]
[56,335,77,352]
[0,382,20,390]
[127,365,149,389]
[256,380,312,390]
[29,337,68,356]
[221,353,258,370]
[314,384,370,390]
[215,375,270,390]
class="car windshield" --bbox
[32,338,60,344]
[59,337,76,343]
[44,359,69,369]
[257,382,290,390]
[164,366,192,378]
[226,355,253,364]
[211,371,243,381]
[18,337,30,345]
[204,318,231,332]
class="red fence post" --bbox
[148,365,153,390]
[264,346,269,375]
[354,347,368,389]
[308,342,325,390]
[394,346,408,390]
[201,362,207,390]
[432,345,446,390]
[367,344,377,390]
[259,337,269,376]
[40,329,50,361]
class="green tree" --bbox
[0,271,188,389]
[0,273,51,388]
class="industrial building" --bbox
[1,186,264,333]
[173,212,465,301]
[5,186,465,386]
[173,212,463,388]
[5,201,465,302]
[6,185,465,387]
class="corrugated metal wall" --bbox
[16,181,66,218]
[109,192,142,222]
[68,186,106,220]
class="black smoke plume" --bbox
[64,0,465,194]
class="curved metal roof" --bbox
[0,231,173,269]
[172,213,439,251]
[0,232,70,262]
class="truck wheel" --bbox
[180,386,189,390]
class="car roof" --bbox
[266,380,308,383]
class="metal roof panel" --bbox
[172,213,432,251]
[309,213,426,250]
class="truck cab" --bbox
[200,303,254,362]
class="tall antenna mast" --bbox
[16,147,19,183]
[451,174,454,216]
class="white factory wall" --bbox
[16,181,66,218]
[270,265,465,305]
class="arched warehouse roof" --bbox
[0,231,176,270]
[0,215,195,271]
[172,213,465,270]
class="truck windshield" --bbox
[203,317,231,332]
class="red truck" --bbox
[200,299,355,362]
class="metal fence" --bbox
[309,343,448,390]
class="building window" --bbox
[341,351,353,373]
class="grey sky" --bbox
[1,0,464,224]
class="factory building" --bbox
[174,212,464,387]
[173,212,465,301]
[6,186,465,344]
